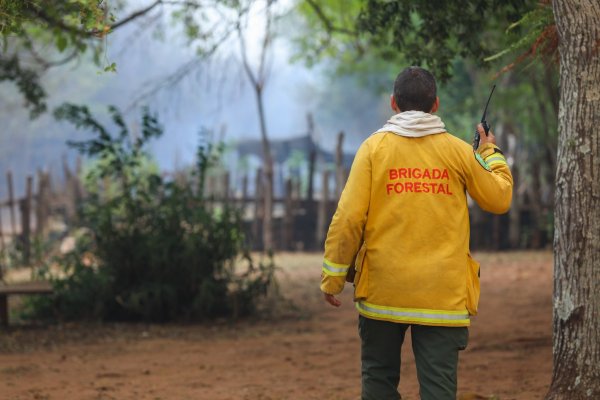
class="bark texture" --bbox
[255,86,275,251]
[548,1,600,399]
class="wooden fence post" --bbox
[38,170,53,236]
[6,171,16,236]
[241,174,248,201]
[316,170,330,248]
[223,171,230,203]
[240,174,248,215]
[252,168,264,248]
[73,157,83,213]
[46,170,54,198]
[20,176,33,264]
[63,158,79,221]
[62,155,72,183]
[35,170,46,236]
[283,178,294,250]
[306,113,316,202]
[293,179,301,200]
[307,148,316,202]
[0,196,4,251]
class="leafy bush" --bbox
[28,105,276,322]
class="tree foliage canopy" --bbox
[356,0,532,81]
[1,0,105,116]
[296,0,542,82]
[0,0,160,117]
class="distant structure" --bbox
[234,134,355,168]
[233,133,355,198]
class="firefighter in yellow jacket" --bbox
[320,66,513,400]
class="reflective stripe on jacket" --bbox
[320,132,513,327]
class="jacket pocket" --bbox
[353,242,368,301]
[466,254,481,316]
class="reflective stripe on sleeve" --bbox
[356,301,470,325]
[322,259,349,277]
[484,155,507,167]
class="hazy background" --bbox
[0,0,396,197]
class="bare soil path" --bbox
[0,251,553,400]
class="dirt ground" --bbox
[0,251,553,400]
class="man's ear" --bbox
[430,97,440,113]
[390,95,401,113]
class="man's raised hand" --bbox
[477,123,496,146]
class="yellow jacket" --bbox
[320,131,513,327]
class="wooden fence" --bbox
[212,126,547,252]
[215,171,342,252]
[201,169,524,252]
[200,131,349,251]
[0,132,551,265]
[0,160,82,266]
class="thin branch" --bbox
[237,14,259,88]
[109,0,164,32]
[114,12,163,58]
[31,0,164,38]
[126,57,202,111]
[127,24,236,110]
[257,0,273,84]
[18,33,79,69]
[301,0,366,59]
[303,0,356,36]
[29,47,79,69]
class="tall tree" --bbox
[168,0,282,250]
[547,1,600,398]
[236,0,276,251]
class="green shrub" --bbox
[28,104,275,322]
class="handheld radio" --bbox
[473,84,496,151]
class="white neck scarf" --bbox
[375,111,446,137]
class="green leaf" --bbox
[484,47,513,62]
[56,35,68,52]
[103,62,117,73]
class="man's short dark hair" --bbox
[393,67,437,113]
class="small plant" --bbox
[27,104,276,322]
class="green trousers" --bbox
[358,315,468,400]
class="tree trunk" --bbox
[306,113,316,201]
[504,122,521,248]
[255,86,274,251]
[547,1,600,399]
[529,155,543,248]
[252,168,264,249]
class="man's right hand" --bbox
[477,123,496,146]
[324,293,341,307]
